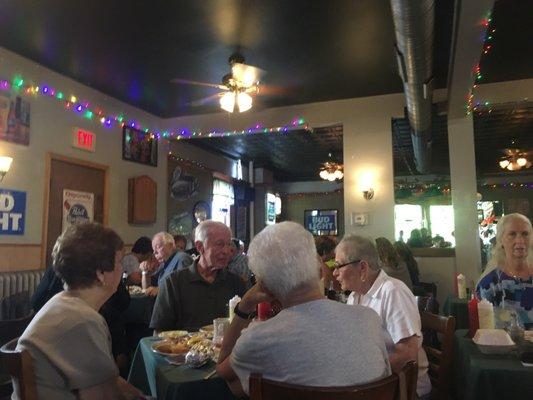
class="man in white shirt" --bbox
[333,234,431,399]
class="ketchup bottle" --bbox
[468,293,480,338]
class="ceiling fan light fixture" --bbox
[517,157,528,167]
[499,159,510,169]
[237,92,252,113]
[220,91,236,113]
[319,161,343,181]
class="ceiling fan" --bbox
[171,52,265,113]
[498,148,532,171]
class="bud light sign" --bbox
[0,189,26,235]
[304,209,338,236]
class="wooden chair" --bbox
[0,338,37,400]
[249,361,417,400]
[420,312,455,400]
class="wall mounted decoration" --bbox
[0,92,30,145]
[304,209,338,236]
[62,189,94,231]
[170,166,199,201]
[122,126,158,166]
[0,188,26,235]
[128,176,157,224]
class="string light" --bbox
[280,189,343,201]
[0,74,309,141]
[466,11,495,115]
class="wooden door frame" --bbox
[40,152,109,267]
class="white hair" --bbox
[477,213,533,284]
[336,235,381,271]
[195,220,231,243]
[248,221,320,302]
[152,231,175,246]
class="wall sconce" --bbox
[362,188,374,200]
[0,156,13,181]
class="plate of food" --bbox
[200,324,214,333]
[151,339,190,356]
[128,285,143,296]
[158,330,189,340]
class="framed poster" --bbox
[0,92,30,145]
[122,126,158,166]
[304,209,338,236]
[62,189,94,231]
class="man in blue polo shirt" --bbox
[142,232,193,296]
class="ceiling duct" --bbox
[390,0,435,173]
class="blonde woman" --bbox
[476,213,533,329]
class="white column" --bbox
[448,115,481,285]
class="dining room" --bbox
[0,0,532,399]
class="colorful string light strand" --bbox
[0,75,309,140]
[466,12,495,115]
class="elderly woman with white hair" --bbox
[476,213,533,329]
[333,234,431,399]
[216,222,391,397]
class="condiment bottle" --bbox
[468,293,479,337]
[477,299,495,329]
[257,301,272,321]
[457,273,467,299]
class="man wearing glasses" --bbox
[333,235,431,400]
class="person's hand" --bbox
[139,261,150,273]
[239,281,275,314]
[143,286,159,297]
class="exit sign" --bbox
[72,128,96,152]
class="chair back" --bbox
[249,361,417,400]
[0,338,38,400]
[420,311,455,399]
[0,313,33,346]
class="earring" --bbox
[361,276,366,283]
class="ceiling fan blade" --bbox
[256,84,291,96]
[171,78,228,90]
[231,63,265,87]
[187,92,223,107]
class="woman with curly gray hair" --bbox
[15,223,148,400]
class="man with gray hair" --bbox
[140,231,193,296]
[150,221,246,332]
[334,234,431,398]
[216,222,390,397]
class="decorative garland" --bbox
[466,11,494,115]
[168,153,210,171]
[280,189,343,201]
[0,75,308,140]
[395,180,533,198]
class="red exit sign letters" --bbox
[72,128,96,152]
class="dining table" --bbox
[452,329,533,400]
[442,295,469,330]
[128,337,237,400]
[124,293,156,325]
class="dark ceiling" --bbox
[393,102,533,177]
[190,125,343,182]
[0,0,532,181]
[0,0,457,117]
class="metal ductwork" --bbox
[390,0,435,173]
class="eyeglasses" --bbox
[333,259,362,270]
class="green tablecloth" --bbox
[442,295,469,330]
[128,337,236,400]
[452,329,533,400]
[124,294,156,325]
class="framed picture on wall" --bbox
[122,126,158,166]
[304,209,338,236]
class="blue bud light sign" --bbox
[304,209,338,236]
[0,189,26,235]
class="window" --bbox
[212,179,234,227]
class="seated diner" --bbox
[216,221,391,397]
